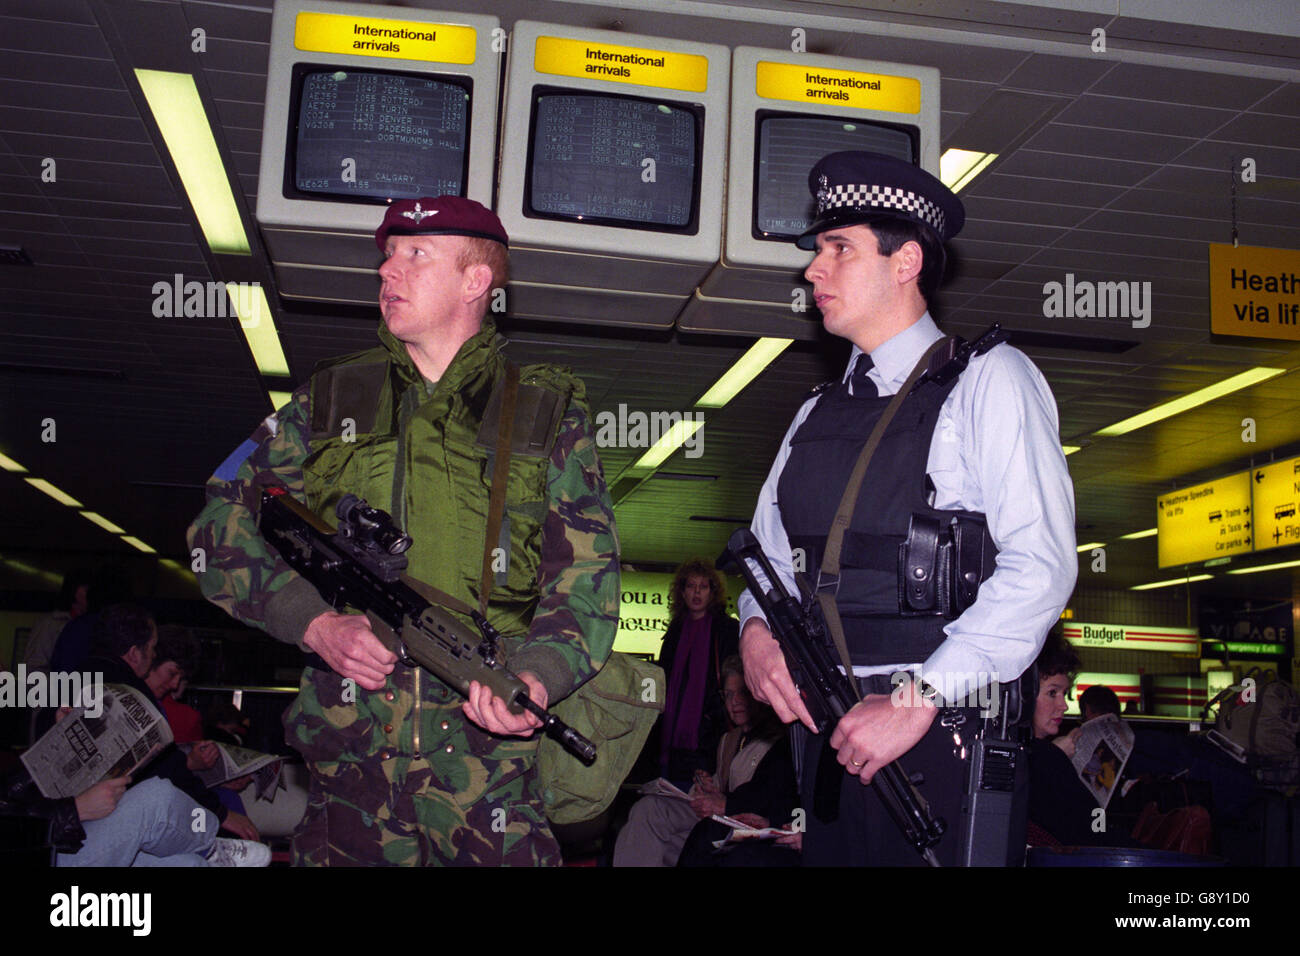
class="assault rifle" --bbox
[258,485,597,764]
[723,528,946,866]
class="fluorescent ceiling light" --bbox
[80,511,126,535]
[697,338,793,408]
[0,452,27,473]
[1062,445,1082,456]
[1227,560,1300,575]
[1119,528,1158,540]
[24,478,83,508]
[267,390,294,409]
[632,419,706,470]
[120,536,157,554]
[1076,541,1104,552]
[135,69,249,255]
[228,284,289,376]
[1131,574,1213,591]
[1094,368,1286,438]
[940,149,997,193]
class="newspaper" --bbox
[709,814,798,848]
[20,683,173,799]
[637,777,692,801]
[1070,714,1135,809]
[188,743,284,801]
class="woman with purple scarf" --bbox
[655,558,740,787]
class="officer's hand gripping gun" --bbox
[258,485,596,764]
[723,528,946,866]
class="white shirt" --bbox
[736,313,1077,704]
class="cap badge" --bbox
[402,202,438,224]
[815,174,830,214]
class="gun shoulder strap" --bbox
[480,361,521,615]
[816,337,953,697]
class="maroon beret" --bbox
[374,195,508,251]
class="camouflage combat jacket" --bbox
[188,320,620,793]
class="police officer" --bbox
[737,152,1077,865]
[189,196,619,866]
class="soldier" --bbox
[189,196,620,866]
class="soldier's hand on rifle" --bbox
[830,684,937,784]
[303,611,397,691]
[740,617,817,732]
[463,672,546,737]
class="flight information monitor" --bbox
[526,88,702,232]
[715,47,940,279]
[288,65,471,203]
[754,112,916,240]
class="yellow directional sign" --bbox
[1157,471,1253,568]
[1209,243,1300,341]
[1252,456,1300,552]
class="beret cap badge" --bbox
[401,202,438,224]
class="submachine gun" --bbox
[258,485,597,764]
[722,528,946,867]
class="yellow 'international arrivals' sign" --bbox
[755,61,921,114]
[1251,456,1300,552]
[295,12,477,64]
[1157,472,1252,568]
[534,36,709,93]
[1209,243,1300,341]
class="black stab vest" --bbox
[777,363,998,667]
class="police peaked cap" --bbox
[796,151,965,249]
[375,195,509,250]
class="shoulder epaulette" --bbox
[910,324,1008,393]
[804,380,838,401]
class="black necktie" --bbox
[850,353,876,397]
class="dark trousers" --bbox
[801,696,981,867]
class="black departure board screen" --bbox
[754,112,917,240]
[525,88,702,233]
[288,65,471,203]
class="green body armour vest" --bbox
[301,329,576,640]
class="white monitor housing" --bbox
[257,0,501,304]
[683,47,940,337]
[498,20,729,329]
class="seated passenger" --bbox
[2,725,267,867]
[1079,683,1122,723]
[1028,629,1135,848]
[149,625,204,745]
[614,656,797,867]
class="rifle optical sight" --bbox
[336,494,413,556]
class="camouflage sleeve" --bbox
[508,401,620,703]
[185,385,334,647]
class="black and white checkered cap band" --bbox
[817,184,946,235]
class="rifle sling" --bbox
[815,337,953,699]
[481,362,520,617]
